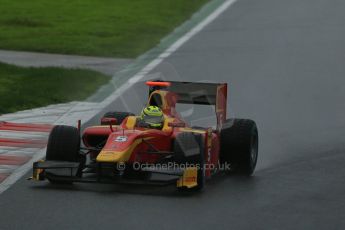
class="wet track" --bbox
[1,0,345,229]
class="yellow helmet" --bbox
[140,106,164,128]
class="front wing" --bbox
[32,160,198,188]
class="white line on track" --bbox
[128,0,238,84]
[0,0,238,194]
[102,0,238,107]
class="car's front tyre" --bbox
[45,125,81,184]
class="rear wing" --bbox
[147,81,228,126]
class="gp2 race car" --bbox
[32,81,258,191]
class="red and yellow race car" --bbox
[32,81,258,191]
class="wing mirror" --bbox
[101,117,118,125]
[168,122,185,128]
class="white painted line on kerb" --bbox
[0,0,237,194]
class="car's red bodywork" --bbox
[82,81,227,178]
[32,81,255,191]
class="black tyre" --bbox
[46,125,80,162]
[174,132,205,191]
[100,111,134,125]
[46,125,81,184]
[220,119,258,175]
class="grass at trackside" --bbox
[0,0,209,58]
[0,62,110,114]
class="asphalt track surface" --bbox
[1,0,345,229]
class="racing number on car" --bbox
[115,136,128,142]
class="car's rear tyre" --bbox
[220,119,258,175]
[174,132,205,191]
[100,111,134,125]
[46,125,81,184]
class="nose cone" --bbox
[96,139,143,163]
[96,131,142,163]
